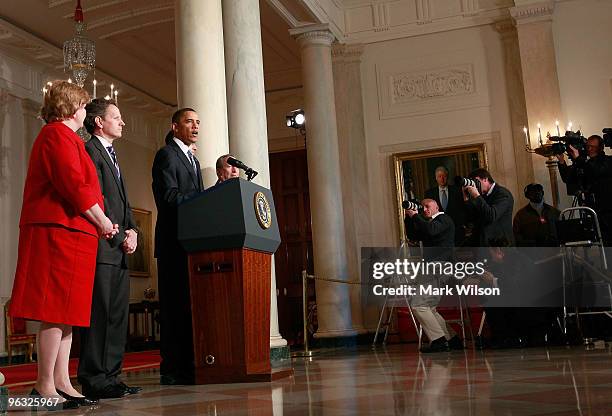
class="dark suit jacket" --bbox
[424,185,466,243]
[411,213,455,246]
[85,136,137,266]
[513,203,560,247]
[409,213,455,261]
[152,139,204,257]
[467,183,514,246]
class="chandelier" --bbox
[63,0,95,87]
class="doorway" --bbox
[269,149,314,346]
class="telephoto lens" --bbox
[455,176,481,193]
[402,200,421,211]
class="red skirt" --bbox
[9,224,98,327]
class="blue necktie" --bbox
[106,146,120,178]
[440,189,448,211]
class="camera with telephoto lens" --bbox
[402,199,421,211]
[455,176,482,193]
[548,130,587,157]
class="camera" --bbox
[402,200,421,211]
[455,176,481,193]
[548,130,587,157]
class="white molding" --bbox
[300,0,346,42]
[343,6,509,44]
[510,1,555,25]
[265,0,307,28]
[376,49,490,120]
[88,4,174,31]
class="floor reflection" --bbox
[7,344,612,415]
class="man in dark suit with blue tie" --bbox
[79,99,142,400]
[424,166,466,245]
[152,108,204,385]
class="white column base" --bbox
[270,334,288,348]
[313,328,360,339]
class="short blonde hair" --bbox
[40,80,90,123]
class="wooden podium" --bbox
[177,178,292,384]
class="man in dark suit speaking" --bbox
[405,199,462,353]
[424,166,466,245]
[79,99,141,400]
[464,168,514,247]
[152,108,204,385]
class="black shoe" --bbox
[30,388,80,411]
[448,336,464,350]
[160,374,195,385]
[420,337,450,353]
[117,382,142,395]
[56,389,99,406]
[83,384,130,400]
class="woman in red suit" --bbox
[9,80,118,409]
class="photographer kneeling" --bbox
[556,135,612,244]
[405,199,463,352]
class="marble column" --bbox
[174,0,229,187]
[331,44,369,334]
[222,0,287,351]
[494,20,534,195]
[290,25,357,339]
[511,1,563,197]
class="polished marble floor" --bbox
[10,344,612,415]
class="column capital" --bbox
[510,1,554,25]
[290,24,335,47]
[493,18,516,34]
[332,44,364,63]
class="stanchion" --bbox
[291,270,316,357]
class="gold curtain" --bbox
[454,153,473,177]
[410,158,429,199]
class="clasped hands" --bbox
[99,218,119,240]
[122,229,138,254]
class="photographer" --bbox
[462,168,514,247]
[405,199,454,253]
[405,199,462,352]
[557,135,612,244]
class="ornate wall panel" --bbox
[376,49,489,119]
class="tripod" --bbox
[372,241,423,347]
[557,206,612,341]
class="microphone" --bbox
[227,157,258,181]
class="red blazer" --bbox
[20,122,103,236]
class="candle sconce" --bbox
[523,123,575,209]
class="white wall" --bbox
[360,23,519,246]
[553,0,612,139]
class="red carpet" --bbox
[0,350,160,388]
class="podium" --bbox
[177,178,291,384]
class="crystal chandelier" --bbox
[63,0,95,87]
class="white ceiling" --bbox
[0,0,313,106]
